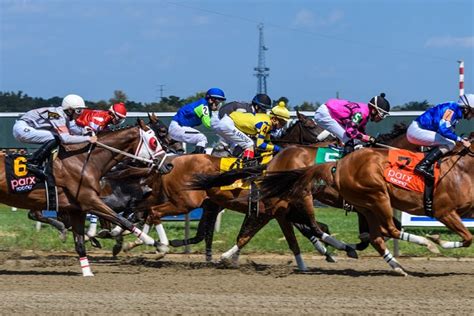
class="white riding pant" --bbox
[13,120,56,144]
[407,121,456,151]
[168,120,207,147]
[314,104,350,143]
[211,114,254,149]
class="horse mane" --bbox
[376,123,408,142]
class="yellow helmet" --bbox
[270,101,290,121]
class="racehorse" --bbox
[0,120,167,276]
[189,123,420,265]
[257,137,474,275]
[119,112,355,269]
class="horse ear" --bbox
[296,110,303,120]
[137,118,146,129]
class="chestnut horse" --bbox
[190,124,418,265]
[0,120,167,276]
[258,140,474,276]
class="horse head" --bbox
[275,110,335,145]
[147,113,184,154]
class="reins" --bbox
[95,141,159,165]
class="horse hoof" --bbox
[325,254,337,263]
[58,230,68,242]
[426,234,441,244]
[424,237,441,254]
[345,246,359,259]
[112,244,122,257]
[156,243,170,253]
[90,237,102,249]
[394,267,408,277]
[206,255,213,262]
[155,252,166,260]
[96,229,112,239]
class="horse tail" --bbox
[188,165,266,190]
[259,164,326,200]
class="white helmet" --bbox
[62,94,86,111]
[458,94,474,109]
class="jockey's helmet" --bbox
[252,93,272,111]
[270,101,291,121]
[62,94,86,111]
[368,93,390,119]
[205,88,226,101]
[458,94,474,109]
[109,102,127,123]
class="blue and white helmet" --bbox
[206,88,226,101]
[458,94,474,109]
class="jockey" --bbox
[407,94,474,180]
[211,93,272,157]
[169,88,226,154]
[12,94,98,176]
[75,102,127,133]
[314,93,391,154]
[229,101,290,160]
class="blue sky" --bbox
[1,0,473,108]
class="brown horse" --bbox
[259,141,474,276]
[120,113,355,270]
[0,120,167,276]
[190,123,418,263]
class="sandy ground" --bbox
[0,250,473,315]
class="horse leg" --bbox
[301,195,358,258]
[69,211,94,277]
[220,212,272,266]
[86,196,168,253]
[169,200,220,262]
[28,210,68,242]
[428,210,473,249]
[123,220,151,252]
[275,215,308,271]
[292,222,336,263]
[360,205,408,276]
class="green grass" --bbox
[0,204,473,258]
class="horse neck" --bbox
[91,127,142,176]
[385,134,420,151]
[278,122,319,145]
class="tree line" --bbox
[0,90,433,112]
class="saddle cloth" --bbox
[4,154,43,193]
[383,149,440,193]
[218,153,273,191]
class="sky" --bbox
[1,0,473,108]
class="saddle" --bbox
[384,149,440,217]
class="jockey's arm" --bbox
[194,104,211,128]
[255,121,281,153]
[53,123,93,144]
[438,109,462,142]
[343,113,367,141]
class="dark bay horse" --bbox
[258,140,474,276]
[0,120,167,276]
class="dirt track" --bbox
[0,251,473,315]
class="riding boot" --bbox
[27,138,59,178]
[191,146,206,154]
[414,147,443,181]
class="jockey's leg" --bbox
[168,121,208,154]
[407,121,455,180]
[314,104,347,142]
